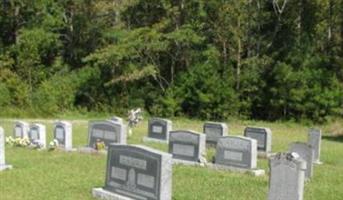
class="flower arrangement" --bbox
[95,139,105,151]
[48,139,59,150]
[6,136,31,147]
[127,108,144,136]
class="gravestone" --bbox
[92,144,172,200]
[203,122,228,146]
[13,121,29,138]
[111,116,124,124]
[88,120,127,149]
[29,124,46,148]
[308,128,322,164]
[0,127,13,171]
[54,121,74,151]
[289,142,314,179]
[211,136,264,176]
[268,152,306,200]
[169,130,206,165]
[244,127,272,156]
[144,118,172,143]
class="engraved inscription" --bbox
[224,151,243,161]
[246,132,265,148]
[111,167,127,181]
[137,173,155,189]
[104,131,115,140]
[119,155,147,170]
[56,128,64,140]
[31,130,39,140]
[15,127,22,137]
[92,129,103,138]
[173,144,195,157]
[218,139,250,150]
[152,126,163,134]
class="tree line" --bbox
[0,0,342,122]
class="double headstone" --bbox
[169,130,206,165]
[54,121,74,151]
[289,142,314,179]
[29,124,46,148]
[144,118,172,143]
[244,127,272,156]
[268,152,306,200]
[92,144,172,200]
[0,127,12,171]
[203,122,228,146]
[13,121,29,138]
[308,128,322,164]
[88,120,127,149]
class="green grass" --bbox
[0,118,343,200]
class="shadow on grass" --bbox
[322,135,343,143]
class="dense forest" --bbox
[0,0,342,122]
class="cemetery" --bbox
[0,118,342,200]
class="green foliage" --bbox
[0,0,342,122]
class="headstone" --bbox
[0,127,13,171]
[28,124,46,148]
[111,116,124,124]
[289,142,314,179]
[244,127,272,155]
[92,144,172,200]
[203,122,228,146]
[308,128,322,164]
[215,136,257,169]
[144,118,172,143]
[268,152,306,200]
[54,121,73,151]
[169,130,206,164]
[13,121,29,138]
[88,120,127,149]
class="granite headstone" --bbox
[13,121,29,138]
[29,123,46,148]
[308,128,322,164]
[54,121,73,151]
[203,122,228,146]
[289,142,314,179]
[0,127,12,171]
[145,118,172,142]
[244,127,272,154]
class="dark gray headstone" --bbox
[268,152,306,200]
[88,120,126,149]
[94,144,172,200]
[169,130,206,163]
[1,127,12,171]
[13,121,29,138]
[147,118,172,141]
[215,136,257,169]
[289,142,314,179]
[54,121,73,150]
[308,128,322,164]
[28,124,46,148]
[244,127,272,153]
[203,122,228,145]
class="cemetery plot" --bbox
[169,130,206,164]
[268,152,306,200]
[244,127,272,155]
[203,122,228,146]
[144,118,172,143]
[93,144,172,200]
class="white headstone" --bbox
[308,128,322,164]
[29,124,46,149]
[1,127,12,171]
[54,121,73,151]
[13,121,29,138]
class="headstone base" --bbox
[258,152,274,159]
[143,137,168,144]
[0,164,13,171]
[92,188,133,200]
[78,147,106,155]
[207,163,265,176]
[172,158,206,167]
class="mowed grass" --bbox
[0,118,343,200]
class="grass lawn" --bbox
[0,118,343,200]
